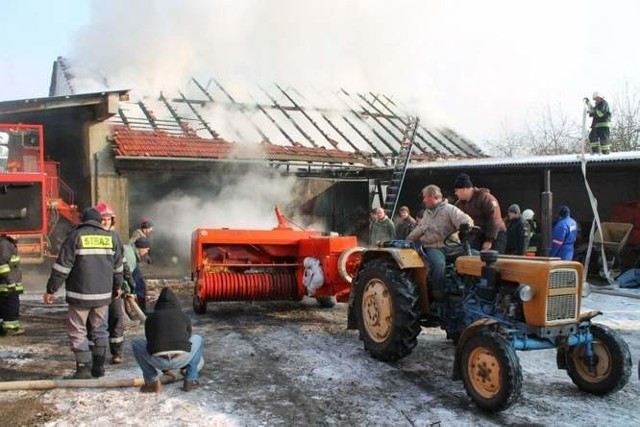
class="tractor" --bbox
[347,225,632,411]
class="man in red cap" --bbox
[95,202,133,364]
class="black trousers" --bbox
[0,292,19,322]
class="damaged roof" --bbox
[52,57,485,166]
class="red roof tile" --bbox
[111,126,370,164]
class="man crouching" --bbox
[132,287,204,392]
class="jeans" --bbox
[132,334,203,383]
[423,247,446,295]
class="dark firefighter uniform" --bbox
[0,234,24,336]
[588,94,611,154]
[45,208,124,379]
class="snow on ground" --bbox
[1,279,640,426]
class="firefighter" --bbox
[0,234,24,336]
[585,91,612,154]
[43,207,124,379]
[95,202,133,364]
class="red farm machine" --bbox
[0,123,80,261]
[190,207,364,312]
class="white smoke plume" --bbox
[68,0,600,143]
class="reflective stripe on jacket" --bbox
[46,220,124,308]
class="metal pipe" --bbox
[540,169,553,256]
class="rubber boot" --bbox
[67,351,92,379]
[110,343,123,364]
[91,346,107,378]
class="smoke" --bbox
[137,165,299,265]
[68,0,601,144]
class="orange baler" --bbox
[190,207,362,313]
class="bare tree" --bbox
[487,103,582,156]
[610,81,640,151]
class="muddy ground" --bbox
[1,268,640,426]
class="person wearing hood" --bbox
[131,287,204,393]
[43,207,125,379]
[550,205,578,260]
[407,185,473,302]
[395,206,417,240]
[453,173,507,253]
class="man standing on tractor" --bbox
[0,234,24,336]
[453,173,507,253]
[585,91,611,154]
[407,185,473,302]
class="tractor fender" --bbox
[360,248,424,270]
[337,246,366,284]
[578,310,602,322]
[452,318,499,381]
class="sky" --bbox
[1,0,639,145]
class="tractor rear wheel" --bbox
[460,330,522,412]
[565,323,631,395]
[353,258,421,362]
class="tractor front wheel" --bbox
[565,323,631,395]
[460,330,523,412]
[353,258,421,362]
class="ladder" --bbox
[383,117,419,218]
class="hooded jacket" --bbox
[46,219,124,307]
[145,287,192,354]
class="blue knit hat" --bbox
[453,173,473,189]
[558,205,570,218]
[82,207,102,223]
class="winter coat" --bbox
[369,216,395,245]
[0,235,23,294]
[589,99,611,129]
[406,200,473,248]
[550,216,578,260]
[395,216,417,240]
[506,217,530,255]
[145,287,192,355]
[455,188,506,243]
[46,220,124,308]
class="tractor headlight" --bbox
[518,284,535,302]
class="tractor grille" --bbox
[546,268,579,323]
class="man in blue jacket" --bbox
[44,207,125,379]
[550,205,578,260]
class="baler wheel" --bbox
[316,296,337,308]
[337,246,364,284]
[193,295,207,315]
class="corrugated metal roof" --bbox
[410,151,640,170]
